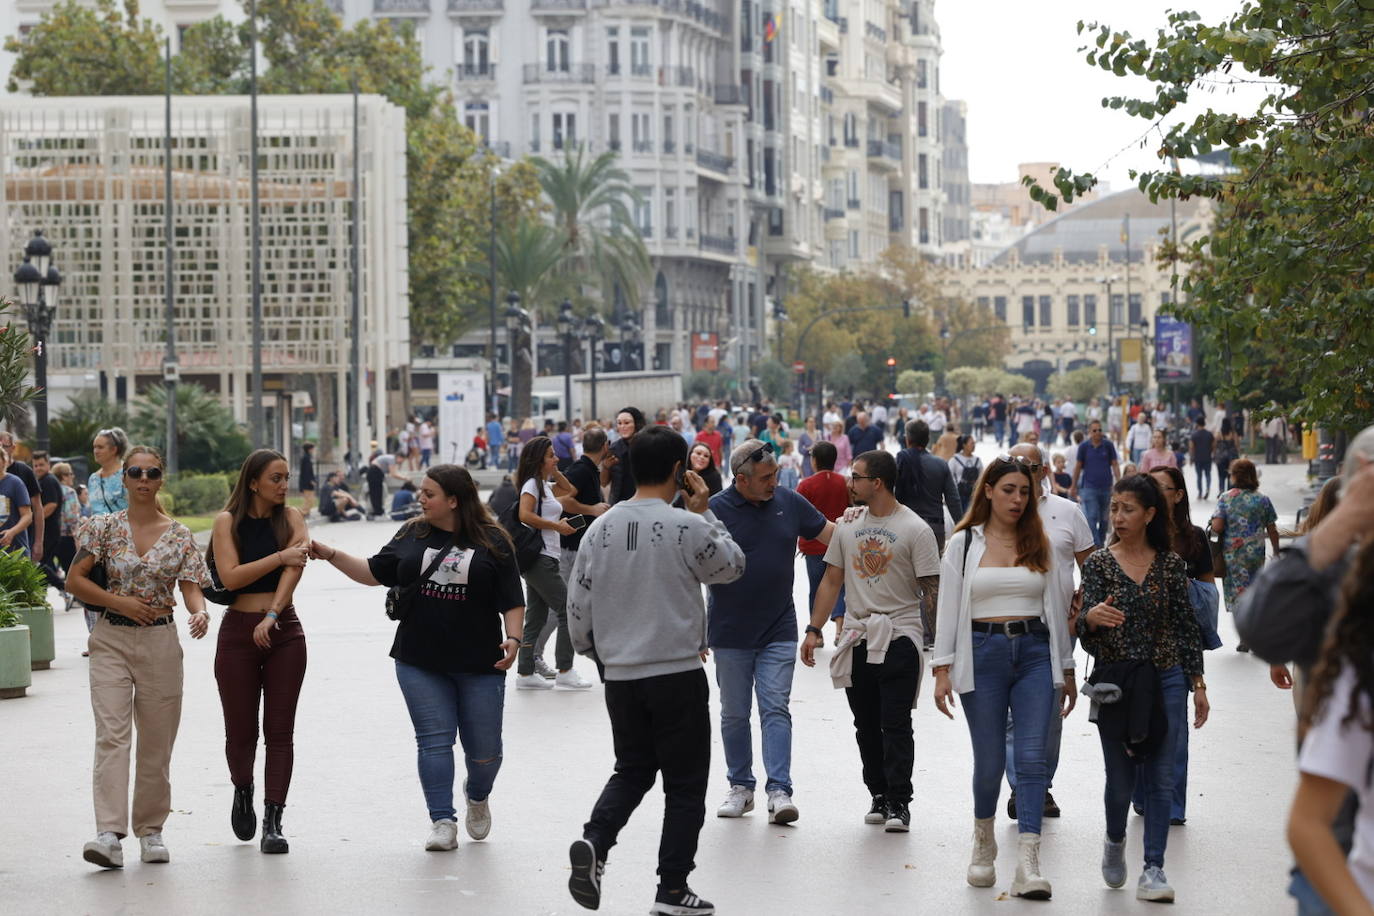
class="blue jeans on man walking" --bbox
[394,661,506,822]
[713,643,797,795]
[803,554,846,621]
[1079,486,1111,547]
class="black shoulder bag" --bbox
[202,543,237,606]
[385,537,454,622]
[498,495,545,573]
[82,515,110,615]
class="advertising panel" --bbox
[1154,315,1194,382]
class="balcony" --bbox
[852,78,903,114]
[665,226,678,239]
[714,84,745,106]
[630,63,653,78]
[447,0,502,10]
[374,0,429,12]
[843,136,860,149]
[608,139,622,151]
[523,63,596,84]
[823,207,844,221]
[695,149,734,174]
[699,234,737,255]
[846,197,860,210]
[668,65,695,87]
[532,0,588,8]
[867,139,901,166]
[663,139,676,153]
[639,224,653,239]
[632,140,654,154]
[864,20,886,41]
[455,62,495,81]
[819,86,834,105]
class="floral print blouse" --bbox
[76,511,211,610]
[1080,547,1205,678]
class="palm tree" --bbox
[490,218,572,418]
[0,299,40,431]
[531,146,651,313]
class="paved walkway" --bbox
[0,437,1308,914]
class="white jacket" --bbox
[932,524,1074,696]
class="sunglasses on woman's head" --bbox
[124,467,163,480]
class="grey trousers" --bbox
[518,554,572,675]
[535,549,579,657]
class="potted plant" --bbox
[0,549,53,670]
[0,594,32,698]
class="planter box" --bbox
[16,605,53,670]
[0,625,32,698]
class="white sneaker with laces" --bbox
[766,789,799,824]
[555,669,594,689]
[82,832,123,869]
[139,832,169,864]
[516,673,554,690]
[425,818,459,851]
[1137,865,1175,902]
[463,780,491,841]
[534,657,557,679]
[715,785,754,818]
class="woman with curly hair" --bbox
[1288,539,1374,911]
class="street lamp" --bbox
[504,291,531,419]
[14,230,61,453]
[620,311,642,371]
[1095,274,1121,392]
[581,313,605,422]
[771,300,788,359]
[939,324,952,393]
[557,298,576,424]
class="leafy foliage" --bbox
[0,299,41,429]
[1047,366,1109,403]
[130,382,251,474]
[0,548,49,609]
[1024,4,1374,431]
[4,0,161,94]
[163,472,235,514]
[48,390,131,467]
[756,360,793,404]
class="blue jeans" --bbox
[1101,665,1187,868]
[1079,486,1111,547]
[1131,710,1189,821]
[394,661,506,822]
[991,419,1005,444]
[1005,685,1063,792]
[804,554,846,620]
[1194,461,1212,496]
[960,630,1056,834]
[712,642,796,794]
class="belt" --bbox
[971,619,1046,638]
[104,611,173,628]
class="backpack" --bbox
[498,494,544,573]
[954,456,981,509]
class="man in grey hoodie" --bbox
[566,425,746,916]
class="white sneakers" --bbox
[555,669,594,689]
[1010,833,1051,900]
[1137,865,1175,902]
[766,789,799,825]
[533,657,558,679]
[139,833,170,864]
[425,818,459,851]
[463,780,491,841]
[82,832,123,869]
[967,817,997,887]
[715,785,754,818]
[516,673,554,690]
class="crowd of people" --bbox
[3,386,1365,915]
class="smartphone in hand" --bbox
[566,514,588,531]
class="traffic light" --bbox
[1088,325,1098,336]
[886,357,897,397]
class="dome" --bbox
[990,189,1207,267]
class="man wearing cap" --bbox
[707,439,834,825]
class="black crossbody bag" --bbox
[385,538,454,622]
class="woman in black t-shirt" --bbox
[310,464,524,853]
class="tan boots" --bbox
[967,817,997,887]
[1011,832,1052,900]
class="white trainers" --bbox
[139,832,170,864]
[534,657,557,679]
[516,673,554,690]
[715,785,754,818]
[1137,865,1175,902]
[82,832,123,869]
[463,780,491,841]
[555,669,594,689]
[424,818,459,851]
[767,789,799,825]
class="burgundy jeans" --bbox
[214,607,307,805]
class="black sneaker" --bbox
[884,801,910,833]
[1170,817,1186,826]
[1006,789,1017,819]
[568,838,604,910]
[1043,791,1061,818]
[864,795,888,825]
[650,886,715,915]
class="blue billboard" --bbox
[1154,315,1193,383]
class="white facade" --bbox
[0,94,410,452]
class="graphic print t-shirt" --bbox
[369,527,524,675]
[823,504,940,645]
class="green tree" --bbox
[0,300,41,430]
[1047,366,1109,403]
[827,352,868,398]
[1025,5,1374,431]
[897,370,935,399]
[756,359,792,404]
[945,367,985,401]
[4,0,161,95]
[130,383,252,473]
[47,391,131,466]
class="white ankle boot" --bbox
[1011,832,1052,899]
[967,816,997,887]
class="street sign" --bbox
[792,361,806,373]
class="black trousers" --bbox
[366,465,385,516]
[583,668,710,889]
[844,637,921,805]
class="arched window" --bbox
[463,31,490,76]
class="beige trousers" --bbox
[88,616,184,838]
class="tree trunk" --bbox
[316,372,337,466]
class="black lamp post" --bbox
[504,292,531,419]
[582,313,604,422]
[14,230,61,453]
[556,299,576,423]
[620,312,642,371]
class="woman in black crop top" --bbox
[210,449,310,854]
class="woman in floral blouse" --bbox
[67,446,212,871]
[1078,474,1209,905]
[1210,458,1279,652]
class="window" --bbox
[546,29,569,72]
[843,112,857,144]
[463,30,490,75]
[849,230,860,259]
[608,112,621,150]
[919,207,929,245]
[1039,295,1052,327]
[630,26,651,76]
[994,296,1007,322]
[1128,293,1142,326]
[530,113,541,150]
[846,169,859,207]
[1111,293,1124,326]
[552,112,576,149]
[916,59,927,89]
[606,27,620,75]
[665,188,677,237]
[1067,294,1080,327]
[633,186,652,235]
[829,239,844,268]
[917,102,927,137]
[632,113,652,152]
[663,112,674,152]
[464,102,490,142]
[1084,294,1098,328]
[917,153,928,190]
[1022,295,1035,328]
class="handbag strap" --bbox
[415,538,454,589]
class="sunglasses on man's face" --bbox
[124,467,163,480]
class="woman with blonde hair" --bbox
[81,427,131,638]
[933,454,1073,900]
[68,446,212,869]
[826,420,853,475]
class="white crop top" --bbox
[969,566,1045,620]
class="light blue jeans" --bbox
[713,642,796,795]
[960,629,1056,834]
[394,661,506,822]
[1079,486,1111,547]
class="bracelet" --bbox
[266,611,279,620]
[804,625,824,637]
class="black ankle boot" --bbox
[261,801,289,854]
[232,784,256,841]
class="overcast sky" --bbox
[938,0,1267,190]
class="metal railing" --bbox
[455,62,495,79]
[843,136,860,148]
[663,139,676,153]
[523,63,596,83]
[823,207,844,221]
[846,197,861,209]
[699,233,737,254]
[374,0,430,11]
[447,0,502,10]
[867,139,900,161]
[695,149,734,172]
[633,140,654,153]
[714,84,745,105]
[531,0,587,9]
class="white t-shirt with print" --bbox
[1037,492,1096,618]
[520,477,562,558]
[823,504,941,646]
